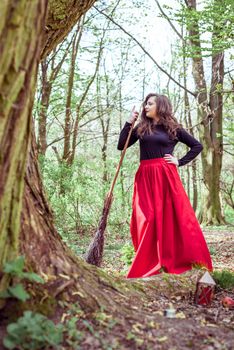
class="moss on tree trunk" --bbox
[0,0,48,297]
[0,0,97,297]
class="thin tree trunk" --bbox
[184,70,198,211]
[38,40,72,156]
[97,70,111,184]
[38,59,51,155]
[181,20,198,211]
[69,28,105,165]
[63,19,84,162]
[118,78,126,212]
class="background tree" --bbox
[182,0,233,224]
[37,39,72,156]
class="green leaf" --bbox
[4,256,25,276]
[22,272,44,284]
[0,290,11,299]
[4,311,63,350]
[3,337,16,350]
[8,284,30,301]
[7,323,19,334]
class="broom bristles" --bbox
[84,194,113,266]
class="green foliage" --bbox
[63,316,84,348]
[41,157,105,234]
[3,303,117,350]
[0,256,44,302]
[3,256,44,283]
[41,153,136,240]
[120,243,135,266]
[212,270,234,290]
[209,246,217,256]
[3,311,63,350]
[164,0,234,58]
[82,319,116,349]
[0,284,30,302]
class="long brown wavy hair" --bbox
[137,93,182,140]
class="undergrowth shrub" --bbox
[120,243,135,266]
[212,270,234,290]
[3,311,63,350]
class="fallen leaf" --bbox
[158,336,168,343]
[154,311,164,316]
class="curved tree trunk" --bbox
[21,127,78,275]
[41,0,97,59]
[0,0,97,294]
[0,0,48,295]
[21,0,98,271]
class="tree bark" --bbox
[41,0,97,59]
[199,50,225,224]
[38,59,51,155]
[38,39,74,156]
[21,0,98,270]
[97,74,111,184]
[186,0,226,225]
[63,19,84,162]
[21,126,78,274]
[0,0,97,294]
[183,55,198,211]
[0,0,48,294]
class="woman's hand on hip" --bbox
[164,154,179,166]
[128,105,139,124]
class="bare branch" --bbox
[223,149,234,156]
[52,146,62,163]
[94,6,196,97]
[154,0,184,41]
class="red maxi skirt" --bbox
[127,158,213,279]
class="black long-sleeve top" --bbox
[117,122,203,167]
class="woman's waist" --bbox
[140,157,170,165]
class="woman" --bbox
[117,93,212,279]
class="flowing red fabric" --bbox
[127,158,213,279]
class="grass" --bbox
[212,270,234,290]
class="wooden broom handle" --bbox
[107,119,137,200]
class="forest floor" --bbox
[99,227,234,350]
[101,227,234,275]
[0,227,233,350]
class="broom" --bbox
[84,115,137,266]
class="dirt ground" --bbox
[203,229,234,271]
[0,230,233,350]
